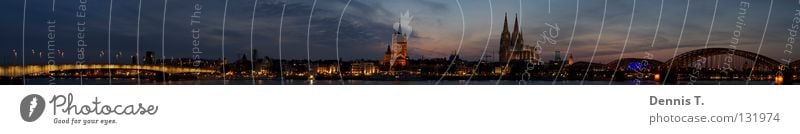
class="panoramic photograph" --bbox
[5,1,800,134]
[0,0,797,85]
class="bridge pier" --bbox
[611,71,625,82]
[659,69,679,85]
[779,68,794,85]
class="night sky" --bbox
[1,0,798,65]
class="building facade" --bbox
[381,19,409,71]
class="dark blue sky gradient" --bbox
[1,0,798,65]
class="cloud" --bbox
[0,0,798,65]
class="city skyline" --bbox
[0,0,797,65]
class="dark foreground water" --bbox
[17,78,781,85]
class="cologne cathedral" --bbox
[499,13,539,62]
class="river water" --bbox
[20,78,780,85]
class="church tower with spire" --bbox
[382,17,409,71]
[499,13,512,62]
[382,41,393,66]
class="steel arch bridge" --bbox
[0,64,217,77]
[663,48,782,69]
[598,48,796,83]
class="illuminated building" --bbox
[350,61,378,76]
[554,51,562,62]
[381,18,409,71]
[567,53,574,65]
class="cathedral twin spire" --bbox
[501,13,524,46]
[510,13,523,47]
[501,13,510,42]
[499,13,526,62]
